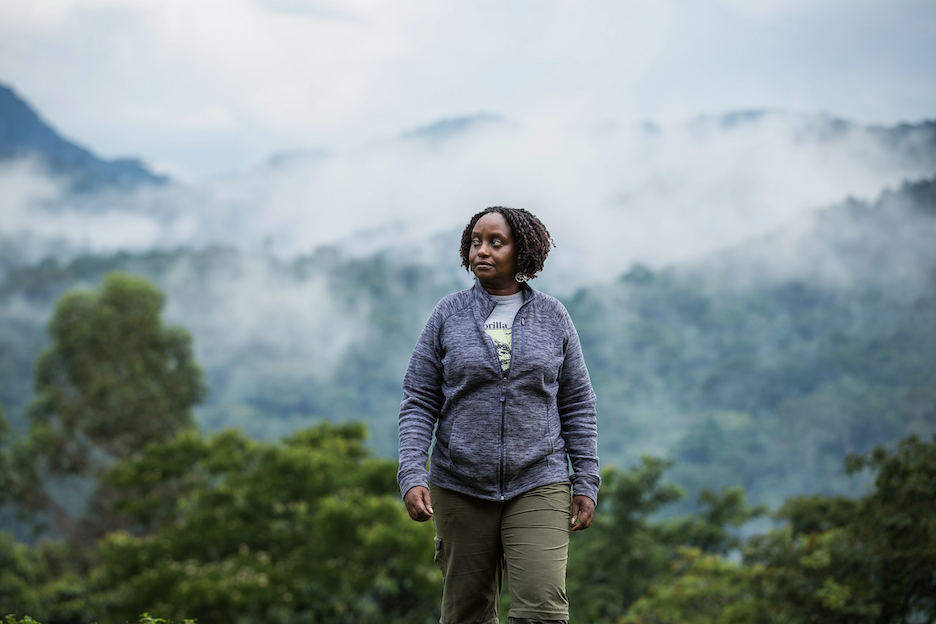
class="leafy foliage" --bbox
[2,615,195,624]
[567,457,765,623]
[3,273,206,545]
[0,532,93,622]
[0,405,11,505]
[567,179,936,509]
[842,434,936,621]
[92,423,440,624]
[3,430,935,623]
[620,434,936,624]
[622,547,767,624]
[28,272,205,474]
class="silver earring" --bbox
[515,273,528,283]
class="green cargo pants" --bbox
[430,481,572,624]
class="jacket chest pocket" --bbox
[511,334,564,385]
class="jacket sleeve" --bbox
[556,307,601,505]
[396,303,446,499]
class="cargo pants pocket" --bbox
[434,536,446,578]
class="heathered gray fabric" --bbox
[397,280,600,504]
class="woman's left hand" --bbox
[570,495,595,532]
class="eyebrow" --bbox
[471,229,511,239]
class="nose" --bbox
[477,242,490,257]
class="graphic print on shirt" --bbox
[484,321,512,372]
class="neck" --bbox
[479,278,521,296]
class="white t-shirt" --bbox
[483,291,524,373]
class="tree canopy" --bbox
[27,272,205,476]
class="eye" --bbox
[492,238,502,246]
[471,237,481,245]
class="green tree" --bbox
[28,272,205,472]
[625,434,936,624]
[17,272,206,541]
[567,457,764,624]
[743,434,936,624]
[843,433,936,622]
[567,458,684,624]
[622,547,768,624]
[90,422,440,624]
[0,404,11,505]
[0,531,95,623]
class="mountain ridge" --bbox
[0,82,168,193]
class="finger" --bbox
[570,497,595,532]
[570,514,588,531]
[404,487,432,521]
[572,508,593,532]
[415,488,432,516]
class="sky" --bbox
[1,0,935,177]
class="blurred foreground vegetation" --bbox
[1,273,935,623]
[2,419,934,623]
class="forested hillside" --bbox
[2,176,934,516]
[568,176,936,507]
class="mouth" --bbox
[474,262,494,271]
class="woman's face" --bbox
[469,212,520,295]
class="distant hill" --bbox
[1,80,934,516]
[400,113,506,147]
[566,175,936,507]
[2,86,935,285]
[0,83,167,192]
[1,176,934,515]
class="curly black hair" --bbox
[459,206,555,280]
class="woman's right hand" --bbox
[404,486,434,521]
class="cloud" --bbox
[158,252,363,379]
[715,0,848,19]
[1,0,933,175]
[255,0,362,21]
[3,112,933,295]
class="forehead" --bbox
[473,212,511,235]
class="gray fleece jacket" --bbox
[397,280,600,504]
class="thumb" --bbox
[423,490,434,515]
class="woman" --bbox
[397,206,600,624]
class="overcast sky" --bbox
[1,0,934,177]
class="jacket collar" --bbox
[471,279,535,318]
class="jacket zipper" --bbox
[521,316,525,356]
[499,375,507,500]
[497,307,528,500]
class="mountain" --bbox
[1,176,934,515]
[1,79,934,513]
[400,113,506,147]
[2,87,935,288]
[0,83,167,193]
[566,175,936,507]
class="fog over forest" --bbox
[1,82,935,513]
[2,0,935,616]
[3,99,935,289]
